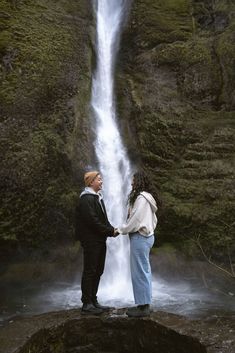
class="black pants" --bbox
[81,241,106,304]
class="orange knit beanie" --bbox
[84,171,100,187]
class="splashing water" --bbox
[91,0,133,302]
[1,2,235,328]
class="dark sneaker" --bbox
[126,304,150,318]
[93,301,111,311]
[81,303,103,315]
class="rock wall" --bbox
[0,0,234,262]
[0,0,93,255]
[118,0,235,257]
[0,309,234,353]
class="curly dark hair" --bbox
[128,170,160,207]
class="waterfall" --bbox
[91,0,133,304]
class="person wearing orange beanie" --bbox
[84,171,100,187]
[76,170,118,315]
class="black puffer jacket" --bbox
[75,193,114,243]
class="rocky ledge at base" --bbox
[0,309,234,353]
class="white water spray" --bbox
[91,0,133,303]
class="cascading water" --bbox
[91,0,133,303]
[1,1,235,328]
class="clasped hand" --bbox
[113,228,120,237]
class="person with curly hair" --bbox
[118,170,159,317]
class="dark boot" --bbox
[93,300,111,311]
[81,303,103,315]
[126,304,150,317]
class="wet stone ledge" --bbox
[0,309,234,353]
[17,316,206,353]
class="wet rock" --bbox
[0,309,234,353]
[0,0,93,253]
[0,0,235,266]
[18,317,206,353]
[118,0,235,259]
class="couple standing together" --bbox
[76,170,158,317]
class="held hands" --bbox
[113,228,120,237]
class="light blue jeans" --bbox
[129,232,154,305]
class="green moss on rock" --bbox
[118,0,235,260]
[0,0,93,252]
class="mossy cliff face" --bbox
[0,0,93,253]
[0,0,234,263]
[118,0,235,256]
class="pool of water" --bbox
[1,276,234,327]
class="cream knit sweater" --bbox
[118,191,158,237]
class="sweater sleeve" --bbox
[79,196,114,237]
[118,196,148,234]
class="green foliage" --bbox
[130,0,193,49]
[0,123,79,246]
[0,0,91,250]
[119,0,235,260]
[1,0,235,263]
[0,0,78,106]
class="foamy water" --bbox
[91,0,133,299]
[27,277,235,319]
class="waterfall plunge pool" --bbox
[1,275,234,328]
